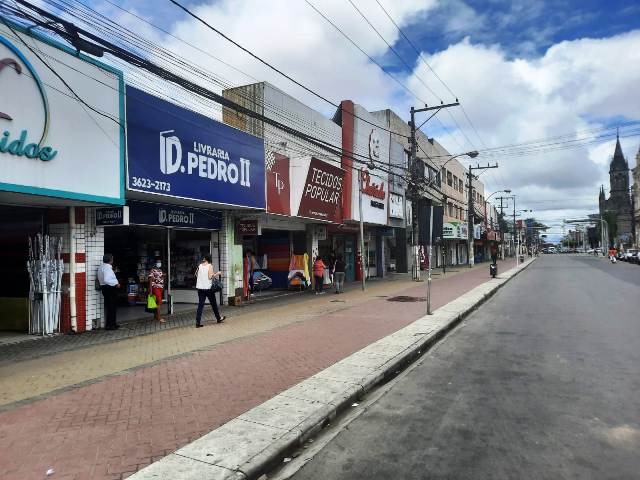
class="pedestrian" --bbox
[148,258,166,323]
[195,254,225,328]
[313,256,326,295]
[97,253,120,330]
[333,255,346,294]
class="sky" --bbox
[42,0,640,240]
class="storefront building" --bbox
[223,82,350,294]
[86,86,266,320]
[442,222,468,266]
[0,22,125,334]
[340,101,392,279]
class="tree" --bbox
[600,212,618,248]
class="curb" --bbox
[129,258,536,480]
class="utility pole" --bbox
[512,196,518,266]
[467,163,498,267]
[499,197,505,260]
[358,169,365,291]
[408,102,459,282]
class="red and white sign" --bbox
[290,156,344,223]
[266,152,290,215]
[341,103,390,225]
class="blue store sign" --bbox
[96,201,222,230]
[126,87,265,209]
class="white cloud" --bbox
[162,0,437,114]
[408,31,640,227]
[102,0,640,235]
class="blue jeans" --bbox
[334,272,345,292]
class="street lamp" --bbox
[424,150,479,315]
[486,189,510,262]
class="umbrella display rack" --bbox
[27,234,64,335]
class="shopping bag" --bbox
[146,294,157,312]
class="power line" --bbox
[166,0,412,140]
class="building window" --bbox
[448,203,453,217]
[447,171,453,187]
[459,179,464,193]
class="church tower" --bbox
[609,132,630,204]
[607,131,633,244]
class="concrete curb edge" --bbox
[129,258,536,480]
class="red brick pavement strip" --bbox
[0,260,515,480]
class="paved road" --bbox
[0,259,514,480]
[290,255,640,480]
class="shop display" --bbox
[27,234,63,335]
[170,243,209,289]
[288,254,309,290]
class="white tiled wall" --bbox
[85,208,105,329]
[219,212,231,302]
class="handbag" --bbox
[211,278,223,293]
[145,294,157,312]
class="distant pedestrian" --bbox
[195,254,225,327]
[333,255,346,294]
[97,254,120,330]
[491,250,498,265]
[148,258,165,323]
[313,257,326,295]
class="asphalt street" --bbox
[288,255,640,480]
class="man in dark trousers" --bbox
[97,254,120,330]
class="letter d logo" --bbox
[159,130,182,174]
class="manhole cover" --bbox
[387,296,426,302]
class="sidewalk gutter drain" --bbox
[387,296,427,302]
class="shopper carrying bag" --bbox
[148,258,166,323]
[194,254,225,327]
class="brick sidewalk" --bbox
[0,260,515,480]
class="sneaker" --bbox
[196,324,203,328]
[217,316,226,324]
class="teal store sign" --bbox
[0,34,58,161]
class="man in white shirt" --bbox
[97,254,120,330]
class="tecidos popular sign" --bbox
[290,156,344,223]
[0,23,124,204]
[126,87,265,209]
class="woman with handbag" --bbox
[148,258,166,323]
[195,254,225,328]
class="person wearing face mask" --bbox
[148,258,166,323]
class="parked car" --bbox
[623,249,638,263]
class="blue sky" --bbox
[403,0,640,58]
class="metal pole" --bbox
[167,227,173,315]
[499,197,505,260]
[427,205,433,315]
[467,164,474,267]
[409,107,421,282]
[513,197,518,267]
[358,169,366,291]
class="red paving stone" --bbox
[0,260,515,480]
